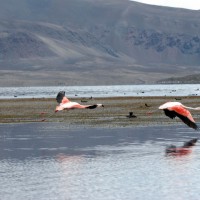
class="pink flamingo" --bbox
[55,91,104,112]
[159,102,200,130]
[41,91,104,121]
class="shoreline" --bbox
[1,96,200,128]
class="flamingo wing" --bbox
[56,91,70,104]
[70,104,99,109]
[86,105,98,109]
[164,109,176,119]
[71,104,98,109]
[166,105,198,130]
[175,111,198,130]
[56,91,65,103]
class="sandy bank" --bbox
[0,96,200,127]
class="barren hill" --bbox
[0,0,200,86]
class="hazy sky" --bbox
[131,0,200,10]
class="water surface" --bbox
[0,84,200,99]
[0,123,199,200]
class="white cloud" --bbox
[131,0,200,10]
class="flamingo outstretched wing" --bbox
[56,91,70,104]
[175,111,198,130]
[163,109,176,119]
[165,105,198,130]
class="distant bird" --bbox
[145,103,151,107]
[166,138,198,156]
[159,102,200,130]
[81,96,93,103]
[55,91,104,112]
[175,97,182,100]
[126,112,137,118]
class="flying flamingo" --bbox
[159,102,200,130]
[41,91,104,121]
[55,91,104,112]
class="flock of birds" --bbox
[53,91,199,130]
[44,91,200,156]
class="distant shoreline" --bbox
[0,84,200,100]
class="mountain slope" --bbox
[0,0,200,86]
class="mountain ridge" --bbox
[0,0,200,86]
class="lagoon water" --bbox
[0,123,200,200]
[0,84,200,99]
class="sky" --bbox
[131,0,200,10]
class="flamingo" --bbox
[55,91,104,112]
[166,138,198,156]
[41,91,104,121]
[159,102,200,130]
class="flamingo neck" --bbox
[183,106,200,110]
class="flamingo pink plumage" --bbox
[159,102,200,130]
[55,91,104,112]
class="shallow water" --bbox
[0,84,200,99]
[0,123,200,200]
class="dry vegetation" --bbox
[1,96,200,128]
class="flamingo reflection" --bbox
[166,138,198,156]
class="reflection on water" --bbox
[0,123,199,200]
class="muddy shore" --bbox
[0,96,200,128]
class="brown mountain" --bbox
[0,0,200,86]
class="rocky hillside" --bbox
[0,0,200,86]
[157,73,200,84]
